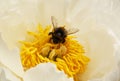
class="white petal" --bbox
[66,0,120,36]
[0,65,21,81]
[77,28,119,81]
[23,63,73,81]
[39,0,67,26]
[89,66,120,81]
[0,35,24,77]
[0,0,40,49]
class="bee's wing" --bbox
[51,16,58,28]
[66,28,79,35]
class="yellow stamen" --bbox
[20,24,90,77]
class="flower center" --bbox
[19,24,90,77]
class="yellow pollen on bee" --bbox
[20,24,90,77]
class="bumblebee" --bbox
[49,16,79,44]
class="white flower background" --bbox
[0,0,120,81]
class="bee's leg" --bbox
[62,39,65,43]
[54,55,57,61]
[47,50,51,58]
[48,32,53,35]
[49,32,54,43]
[49,37,53,43]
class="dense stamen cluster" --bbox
[20,24,90,77]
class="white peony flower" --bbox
[0,0,120,81]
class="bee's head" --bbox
[54,27,67,38]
